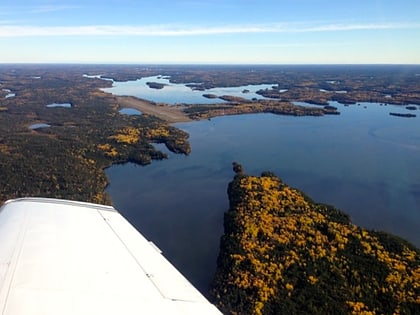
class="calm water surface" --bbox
[46,102,72,108]
[118,108,142,115]
[106,101,420,294]
[102,75,275,104]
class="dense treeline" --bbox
[0,65,190,204]
[211,168,420,315]
[184,100,338,120]
[165,65,420,105]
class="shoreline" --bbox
[116,96,192,123]
[116,95,337,123]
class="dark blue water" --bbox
[106,101,420,295]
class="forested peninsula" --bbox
[211,166,420,315]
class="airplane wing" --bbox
[0,198,222,315]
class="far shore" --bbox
[116,95,336,123]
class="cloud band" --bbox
[0,22,418,38]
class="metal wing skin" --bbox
[0,198,222,315]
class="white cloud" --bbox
[0,22,418,38]
[29,5,80,14]
[298,23,415,32]
[0,4,79,16]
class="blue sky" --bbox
[1,0,419,64]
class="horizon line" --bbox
[1,62,419,66]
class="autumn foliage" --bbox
[0,65,190,204]
[211,170,420,315]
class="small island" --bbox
[211,166,420,315]
[203,93,218,99]
[389,112,416,118]
[219,95,251,103]
[146,81,167,89]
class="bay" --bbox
[106,101,420,295]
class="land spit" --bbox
[116,96,192,123]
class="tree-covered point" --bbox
[0,65,190,204]
[211,167,420,315]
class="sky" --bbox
[0,0,419,64]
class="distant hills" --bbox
[211,166,420,314]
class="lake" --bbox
[101,75,275,104]
[46,102,72,108]
[105,99,420,295]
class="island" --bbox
[183,99,339,120]
[211,165,420,315]
[146,81,167,89]
[389,112,417,118]
[203,93,219,99]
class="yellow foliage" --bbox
[224,174,420,314]
[97,143,111,151]
[108,127,141,144]
[308,275,318,284]
[97,143,118,157]
[346,301,375,315]
[144,126,170,138]
[0,144,10,154]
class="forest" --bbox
[211,166,420,315]
[0,65,190,204]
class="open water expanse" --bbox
[105,78,420,295]
[101,75,274,104]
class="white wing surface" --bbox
[0,198,222,315]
